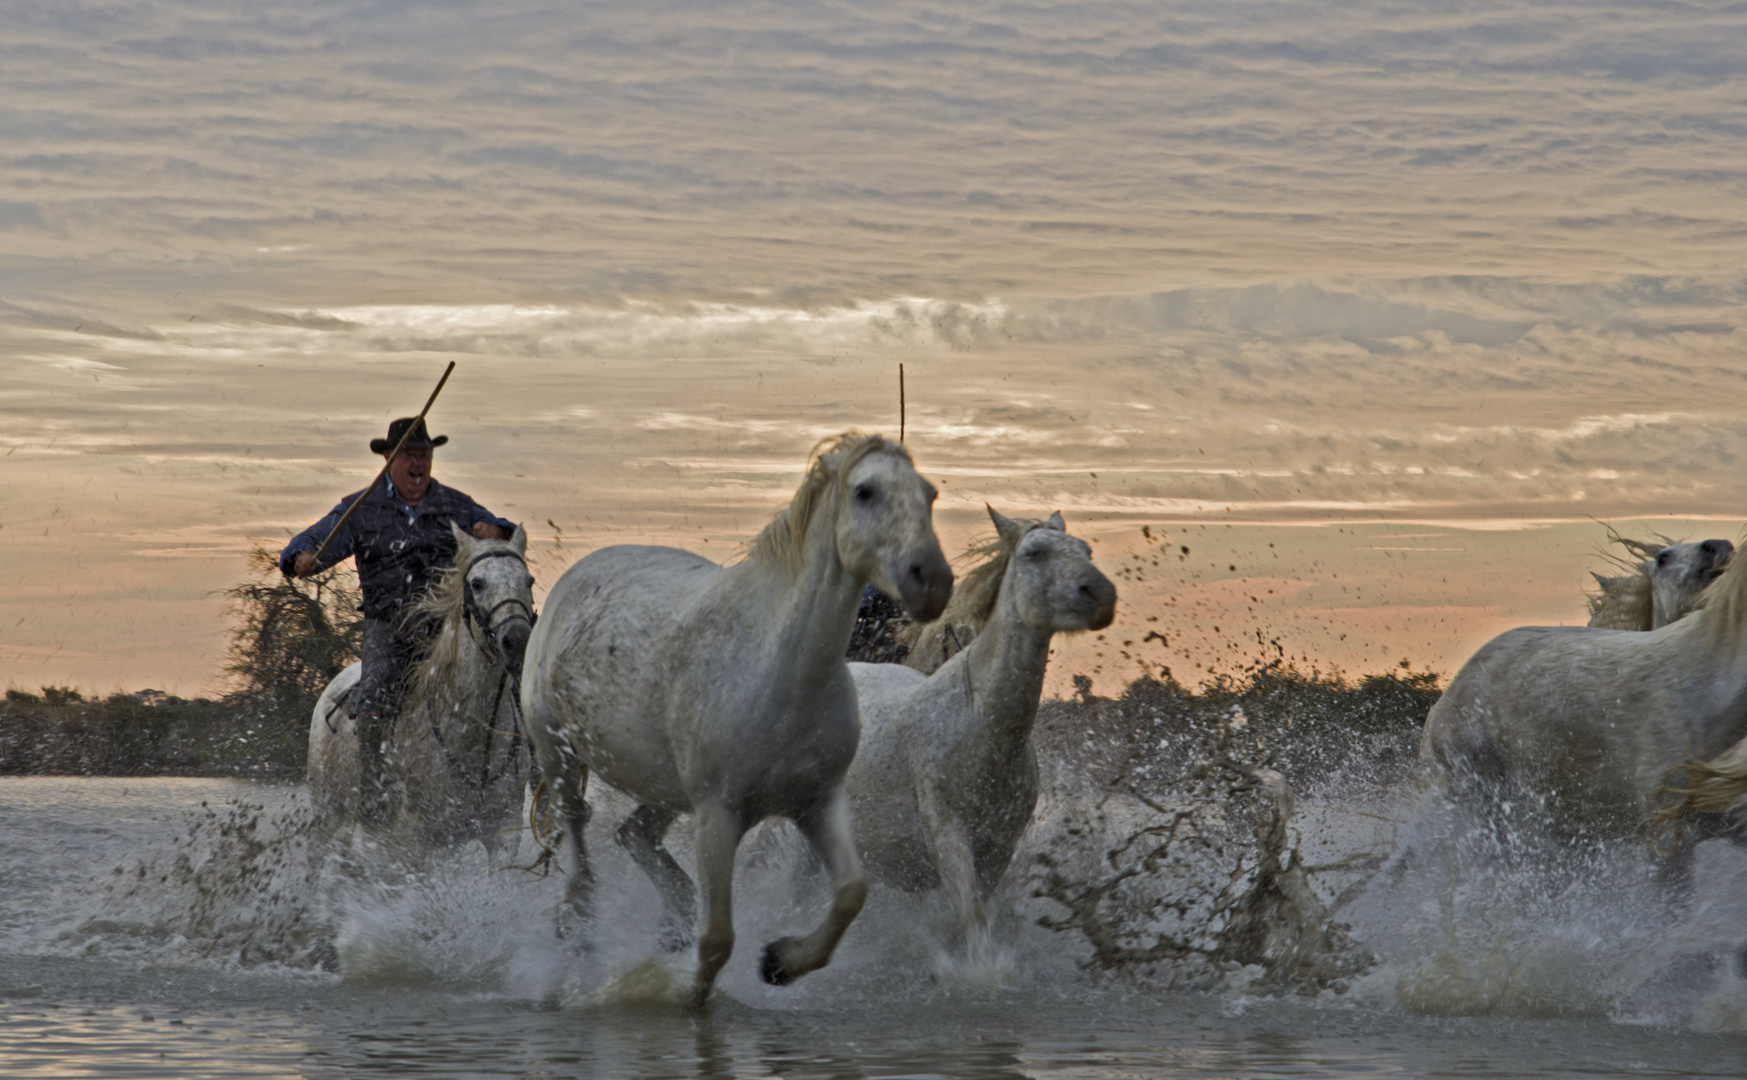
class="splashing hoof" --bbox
[554,904,594,951]
[759,938,798,986]
[658,920,695,954]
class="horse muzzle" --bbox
[497,620,532,676]
[1082,571,1118,632]
[1700,538,1734,582]
[894,546,955,623]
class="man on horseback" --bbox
[280,417,516,823]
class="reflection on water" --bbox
[3,778,1747,1078]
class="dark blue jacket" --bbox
[280,478,516,620]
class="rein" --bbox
[427,546,537,793]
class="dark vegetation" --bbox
[0,550,362,778]
[1038,661,1442,800]
[4,548,1439,800]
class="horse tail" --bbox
[1650,734,1747,851]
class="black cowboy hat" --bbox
[369,416,450,455]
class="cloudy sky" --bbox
[5,1,1747,694]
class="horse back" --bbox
[307,662,362,814]
[1423,623,1704,824]
[526,545,723,809]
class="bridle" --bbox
[461,547,537,667]
[430,546,538,792]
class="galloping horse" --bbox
[1587,535,1732,630]
[1422,530,1747,884]
[309,524,536,853]
[522,433,953,1005]
[846,507,1115,953]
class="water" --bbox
[4,776,1747,1078]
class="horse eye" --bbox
[469,576,486,591]
[854,483,876,502]
[1657,551,1672,567]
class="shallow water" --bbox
[4,777,1747,1078]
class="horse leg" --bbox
[917,785,989,953]
[614,803,698,951]
[536,732,594,931]
[690,803,746,1007]
[759,786,868,987]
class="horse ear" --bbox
[1047,510,1065,531]
[510,523,528,554]
[987,504,1022,546]
[450,520,473,548]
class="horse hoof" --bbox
[554,904,594,950]
[759,938,797,986]
[658,923,695,954]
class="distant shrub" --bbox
[1036,660,1443,799]
[0,549,363,778]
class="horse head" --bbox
[830,436,954,622]
[990,506,1117,634]
[451,522,536,674]
[1650,538,1733,629]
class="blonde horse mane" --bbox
[747,433,910,576]
[1585,526,1672,630]
[899,514,1050,665]
[404,535,499,708]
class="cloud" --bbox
[0,199,42,230]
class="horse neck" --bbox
[949,578,1051,758]
[755,498,863,679]
[410,607,504,742]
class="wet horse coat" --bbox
[846,508,1116,953]
[1423,533,1747,866]
[522,434,953,1004]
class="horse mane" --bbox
[899,514,1051,669]
[747,433,910,576]
[404,535,499,708]
[1586,572,1652,630]
[1584,526,1670,631]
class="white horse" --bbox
[521,433,953,1005]
[1587,535,1732,630]
[308,524,536,852]
[846,507,1115,953]
[1422,532,1747,884]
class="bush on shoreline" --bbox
[0,688,298,778]
[1036,661,1442,799]
[5,657,1440,782]
[1,549,362,779]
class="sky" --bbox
[5,1,1747,696]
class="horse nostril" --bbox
[909,563,926,583]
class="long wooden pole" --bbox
[306,361,456,568]
[899,363,906,444]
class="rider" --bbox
[280,417,516,822]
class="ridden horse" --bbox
[521,433,953,1005]
[846,507,1115,954]
[308,524,535,853]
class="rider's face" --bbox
[386,445,433,503]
